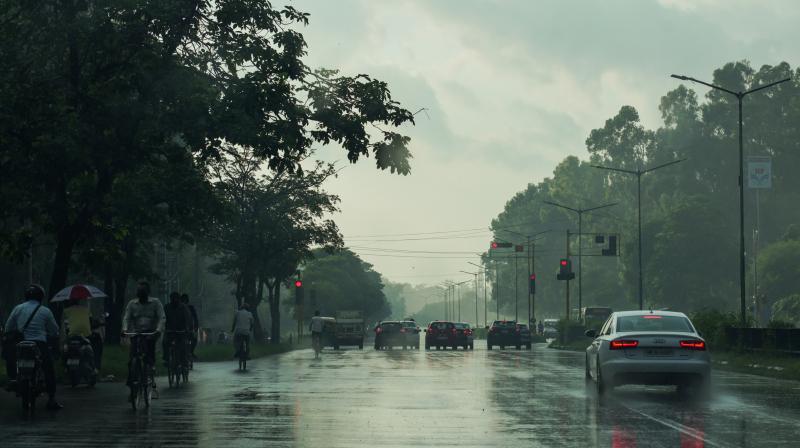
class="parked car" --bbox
[487,320,523,350]
[516,323,532,350]
[425,321,456,350]
[584,310,711,396]
[400,320,421,349]
[542,319,559,339]
[374,321,417,350]
[453,322,474,350]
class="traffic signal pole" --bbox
[566,229,571,321]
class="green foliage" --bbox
[491,61,800,319]
[766,319,795,329]
[772,294,800,326]
[299,248,391,322]
[690,309,739,349]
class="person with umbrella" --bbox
[53,284,107,371]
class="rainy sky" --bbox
[293,0,800,285]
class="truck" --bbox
[334,310,365,349]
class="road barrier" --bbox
[724,327,800,355]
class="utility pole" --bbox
[592,159,685,309]
[672,73,790,327]
[545,200,617,313]
[566,229,571,321]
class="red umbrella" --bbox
[51,284,108,302]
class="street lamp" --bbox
[544,200,617,313]
[461,270,480,326]
[592,159,685,310]
[454,279,471,322]
[671,73,791,327]
[468,261,488,327]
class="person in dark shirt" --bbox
[181,293,199,360]
[162,292,191,367]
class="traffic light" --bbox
[294,279,304,304]
[529,273,536,294]
[557,258,575,281]
[602,235,617,256]
[490,241,513,249]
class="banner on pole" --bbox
[748,157,771,189]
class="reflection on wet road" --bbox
[2,343,800,447]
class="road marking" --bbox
[620,405,730,448]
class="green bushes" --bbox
[689,309,739,350]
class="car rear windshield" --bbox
[430,322,453,330]
[380,322,401,329]
[400,321,417,328]
[616,315,694,333]
[454,323,470,329]
[516,324,528,330]
[492,321,516,328]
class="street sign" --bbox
[748,157,771,189]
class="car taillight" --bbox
[451,328,457,335]
[375,327,382,334]
[679,340,706,350]
[465,329,472,335]
[609,339,638,350]
[400,328,406,333]
[428,328,436,335]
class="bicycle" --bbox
[166,330,188,388]
[124,331,158,410]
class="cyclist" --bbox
[121,281,164,393]
[3,285,62,410]
[163,292,191,369]
[309,310,324,355]
[231,303,254,360]
[180,293,199,360]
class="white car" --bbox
[584,310,710,396]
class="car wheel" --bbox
[425,344,430,350]
[469,344,474,350]
[516,345,521,350]
[500,345,505,350]
[584,355,592,381]
[595,358,606,396]
[526,344,531,350]
[487,344,492,350]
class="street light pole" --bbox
[544,201,617,313]
[592,159,685,309]
[461,270,480,326]
[468,261,487,327]
[671,74,790,327]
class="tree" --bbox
[0,1,414,310]
[300,249,391,322]
[209,149,342,342]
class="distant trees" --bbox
[0,1,413,340]
[491,61,799,317]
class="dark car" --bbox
[487,320,523,350]
[400,320,421,349]
[516,323,532,350]
[374,321,417,350]
[454,322,474,350]
[425,321,456,350]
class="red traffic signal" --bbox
[490,241,513,249]
[491,242,498,249]
[294,280,303,288]
[560,259,568,267]
[530,274,536,280]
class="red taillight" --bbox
[610,339,639,350]
[429,328,436,335]
[642,315,662,319]
[679,340,706,350]
[375,327,382,334]
[451,328,457,335]
[400,328,406,333]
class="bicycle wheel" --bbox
[143,369,152,408]
[130,361,141,410]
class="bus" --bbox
[581,307,613,330]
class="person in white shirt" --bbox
[231,303,254,359]
[309,310,324,354]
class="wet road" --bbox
[2,342,800,447]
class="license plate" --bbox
[17,360,35,369]
[646,348,674,357]
[67,359,80,366]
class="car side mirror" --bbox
[584,329,597,338]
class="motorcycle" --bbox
[15,341,46,416]
[64,336,97,387]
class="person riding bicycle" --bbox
[231,303,254,360]
[121,281,164,388]
[180,293,199,360]
[3,284,63,410]
[163,292,192,369]
[309,310,324,351]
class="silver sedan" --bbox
[584,310,711,396]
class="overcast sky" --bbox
[292,0,800,286]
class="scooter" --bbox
[15,341,46,416]
[65,336,97,387]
